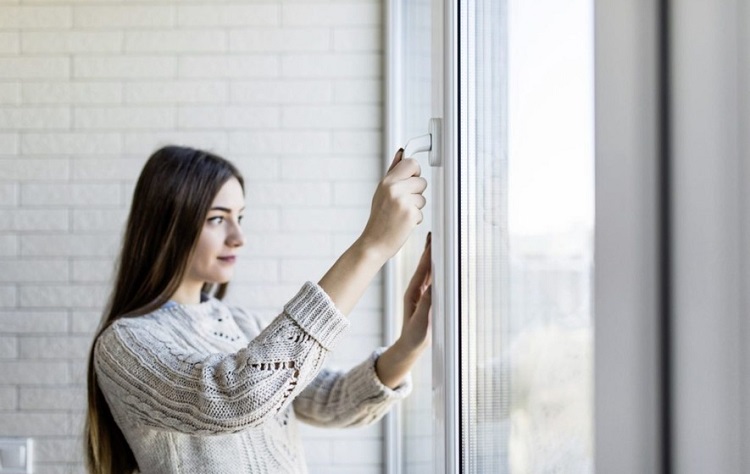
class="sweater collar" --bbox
[157,295,228,323]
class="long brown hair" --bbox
[84,146,244,474]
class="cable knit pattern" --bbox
[94,281,411,474]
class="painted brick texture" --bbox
[0,1,386,473]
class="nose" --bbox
[227,221,245,248]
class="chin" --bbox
[205,272,234,285]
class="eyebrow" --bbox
[209,206,246,213]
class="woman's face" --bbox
[186,177,246,285]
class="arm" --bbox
[94,282,347,435]
[293,233,432,432]
[318,149,427,315]
[293,348,411,428]
[293,232,431,427]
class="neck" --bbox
[170,280,205,305]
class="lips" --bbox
[218,256,236,263]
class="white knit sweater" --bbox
[94,281,411,474]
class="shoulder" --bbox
[95,312,160,356]
[94,306,207,370]
[95,303,190,355]
[103,305,174,334]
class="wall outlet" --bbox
[0,438,32,474]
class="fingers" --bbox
[420,233,433,287]
[400,282,433,350]
[403,233,432,321]
[420,233,432,269]
[409,193,427,210]
[422,264,433,289]
[417,237,432,285]
[410,194,426,226]
[387,148,404,173]
[412,283,433,324]
[385,156,427,211]
[386,157,421,181]
[398,176,428,194]
[419,284,432,306]
[390,176,427,221]
[406,234,432,300]
[391,177,427,216]
[411,251,431,295]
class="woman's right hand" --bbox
[359,149,428,261]
[318,149,427,315]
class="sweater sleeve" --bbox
[94,282,348,435]
[292,347,412,428]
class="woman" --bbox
[84,145,432,473]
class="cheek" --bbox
[193,233,218,267]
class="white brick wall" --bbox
[0,1,387,473]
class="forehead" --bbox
[211,177,245,207]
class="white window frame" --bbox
[384,0,459,472]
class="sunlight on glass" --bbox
[506,0,594,472]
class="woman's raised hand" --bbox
[317,149,427,316]
[359,149,428,261]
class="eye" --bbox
[208,216,224,225]
[238,215,244,224]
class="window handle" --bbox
[403,118,442,167]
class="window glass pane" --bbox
[459,0,594,472]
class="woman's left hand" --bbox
[374,232,433,389]
[398,232,432,353]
